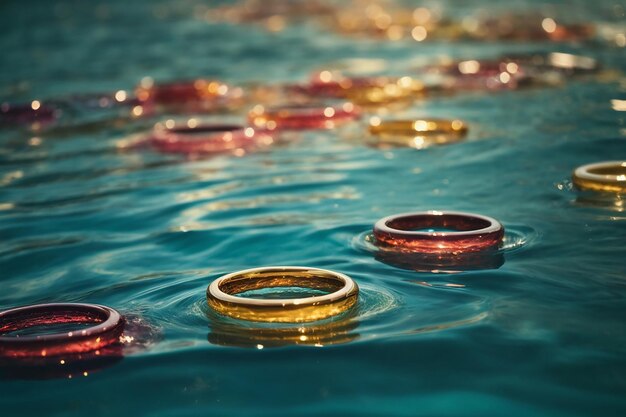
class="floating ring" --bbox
[0,303,124,358]
[150,121,273,155]
[248,103,359,130]
[135,78,243,112]
[0,101,60,127]
[368,118,468,147]
[136,79,230,104]
[572,161,626,193]
[373,211,504,254]
[207,266,359,323]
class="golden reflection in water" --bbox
[575,193,626,213]
[208,314,359,348]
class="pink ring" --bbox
[150,122,273,155]
[0,303,124,358]
[373,211,504,254]
[248,103,360,130]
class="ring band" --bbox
[572,161,626,193]
[373,211,504,254]
[150,121,273,154]
[369,118,468,136]
[248,103,359,130]
[136,79,231,104]
[0,303,124,358]
[207,266,359,323]
[1,102,59,127]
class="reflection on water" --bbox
[574,192,626,213]
[375,249,505,273]
[208,312,360,348]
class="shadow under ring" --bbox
[206,266,359,323]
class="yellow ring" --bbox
[369,119,467,136]
[344,77,425,105]
[572,161,626,193]
[367,118,468,148]
[206,266,359,323]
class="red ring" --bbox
[0,303,124,358]
[150,122,273,155]
[136,79,229,104]
[248,103,360,130]
[373,211,504,254]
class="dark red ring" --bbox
[0,303,124,358]
[373,211,504,254]
[136,79,230,105]
[0,102,59,126]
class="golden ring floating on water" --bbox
[206,266,359,323]
[367,118,468,148]
[572,161,626,193]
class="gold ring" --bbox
[344,77,425,105]
[367,118,468,148]
[206,266,359,323]
[369,118,467,136]
[572,161,626,193]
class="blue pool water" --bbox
[1,1,625,415]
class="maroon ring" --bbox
[248,103,360,130]
[373,211,504,254]
[149,122,273,154]
[136,79,230,104]
[0,303,124,358]
[1,102,59,127]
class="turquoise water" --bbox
[1,0,626,415]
